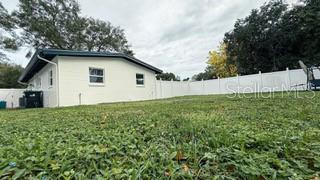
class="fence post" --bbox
[188,79,191,95]
[202,79,204,95]
[154,78,157,99]
[180,79,184,96]
[11,95,14,108]
[160,78,162,99]
[218,76,221,94]
[286,67,291,90]
[171,79,174,97]
[237,74,240,94]
[259,71,263,93]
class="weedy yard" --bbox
[0,92,320,179]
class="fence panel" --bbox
[289,69,308,90]
[220,76,238,94]
[156,68,310,99]
[1,68,314,108]
[238,73,261,94]
[261,70,288,92]
[0,89,25,108]
[203,79,220,95]
[189,81,203,95]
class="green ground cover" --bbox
[1,92,320,179]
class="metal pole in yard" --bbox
[79,93,82,105]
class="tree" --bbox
[0,3,14,30]
[0,2,19,62]
[0,63,25,88]
[183,78,190,81]
[224,0,288,75]
[84,18,133,55]
[293,0,320,65]
[191,43,238,81]
[207,43,237,78]
[224,0,320,75]
[156,72,180,81]
[192,66,216,81]
[12,0,133,55]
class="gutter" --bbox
[37,55,60,107]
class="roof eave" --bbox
[18,49,163,82]
[18,49,43,83]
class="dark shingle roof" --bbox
[18,49,162,82]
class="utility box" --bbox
[0,101,6,109]
[24,91,43,108]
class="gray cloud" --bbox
[2,0,271,78]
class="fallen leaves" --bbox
[182,164,189,172]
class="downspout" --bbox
[18,80,28,86]
[37,55,60,107]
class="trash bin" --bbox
[0,101,6,109]
[19,97,26,108]
[24,91,43,108]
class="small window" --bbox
[89,67,104,84]
[49,70,53,87]
[136,73,144,86]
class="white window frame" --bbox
[89,67,105,86]
[136,73,145,87]
[48,70,53,88]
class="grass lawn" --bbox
[1,92,320,179]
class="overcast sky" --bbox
[1,0,297,78]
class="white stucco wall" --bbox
[56,56,157,107]
[28,58,58,107]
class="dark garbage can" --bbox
[19,97,26,108]
[0,101,6,109]
[24,91,43,108]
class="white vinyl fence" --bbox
[155,68,317,99]
[0,89,25,108]
[0,68,317,108]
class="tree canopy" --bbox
[0,62,25,88]
[0,2,19,62]
[156,72,180,81]
[0,0,134,88]
[12,0,133,55]
[192,66,216,81]
[224,0,320,75]
[207,43,237,78]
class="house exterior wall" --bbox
[56,56,157,107]
[28,58,58,107]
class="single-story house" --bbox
[18,49,162,107]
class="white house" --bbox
[18,49,162,107]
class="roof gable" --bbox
[18,49,162,82]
